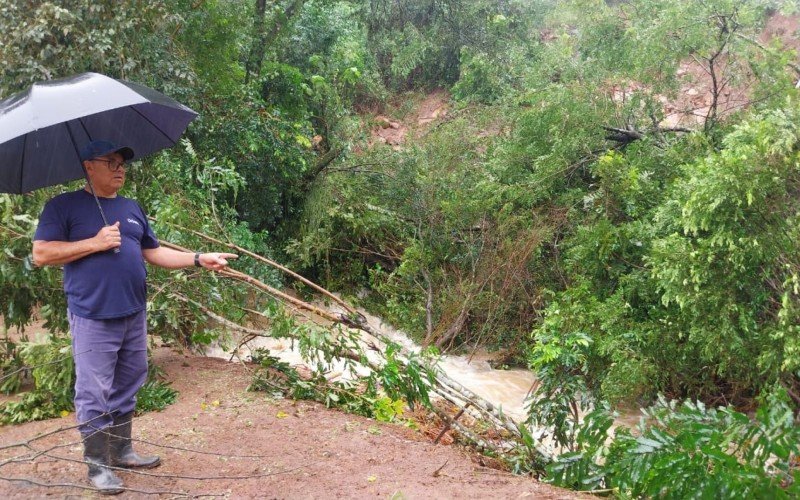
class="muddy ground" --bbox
[0,346,579,499]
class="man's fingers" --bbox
[213,253,238,263]
[93,223,123,251]
[198,253,239,270]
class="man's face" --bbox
[84,152,126,194]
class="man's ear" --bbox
[82,160,93,173]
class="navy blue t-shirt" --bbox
[34,189,160,319]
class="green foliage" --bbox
[281,1,386,106]
[250,348,419,423]
[123,142,269,345]
[452,48,512,104]
[372,396,407,423]
[527,317,594,451]
[260,62,310,120]
[0,334,177,424]
[525,103,800,410]
[287,106,551,350]
[0,337,73,425]
[0,1,191,96]
[647,105,800,398]
[0,192,69,332]
[545,405,614,490]
[136,365,178,413]
[0,340,23,395]
[506,420,551,476]
[547,391,800,498]
[248,304,434,423]
[371,342,435,409]
[286,3,800,417]
[365,0,543,90]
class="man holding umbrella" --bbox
[31,139,237,494]
[0,72,239,494]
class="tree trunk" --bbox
[244,0,268,85]
[265,0,306,45]
[245,0,307,85]
[424,270,433,339]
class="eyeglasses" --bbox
[92,158,127,172]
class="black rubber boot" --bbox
[83,430,124,495]
[109,412,161,469]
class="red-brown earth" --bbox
[0,344,580,499]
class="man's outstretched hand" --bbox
[199,252,238,271]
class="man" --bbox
[32,140,237,494]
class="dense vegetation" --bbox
[2,0,800,495]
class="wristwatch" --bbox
[194,252,201,267]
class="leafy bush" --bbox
[0,336,177,424]
[526,101,800,408]
[452,48,512,104]
[527,317,594,451]
[136,365,178,413]
[364,0,543,90]
[248,305,434,422]
[547,391,800,498]
[0,337,73,424]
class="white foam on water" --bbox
[205,301,538,422]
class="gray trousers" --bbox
[69,310,148,437]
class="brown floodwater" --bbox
[205,303,639,453]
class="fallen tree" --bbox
[154,218,553,462]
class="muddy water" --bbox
[363,310,538,422]
[205,306,538,423]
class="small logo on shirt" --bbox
[127,218,141,227]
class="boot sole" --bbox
[98,487,125,495]
[89,476,125,495]
[112,458,161,470]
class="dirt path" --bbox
[0,346,578,499]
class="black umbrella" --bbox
[0,72,197,196]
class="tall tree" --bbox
[244,0,268,84]
[244,0,307,84]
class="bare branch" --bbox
[602,125,692,148]
[151,218,358,316]
[0,349,91,385]
[0,411,117,453]
[734,32,800,76]
[32,451,321,481]
[0,476,207,497]
[170,292,264,336]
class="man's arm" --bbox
[33,222,121,266]
[142,247,237,271]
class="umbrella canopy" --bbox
[0,72,198,194]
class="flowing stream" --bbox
[205,302,642,460]
[205,306,537,422]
